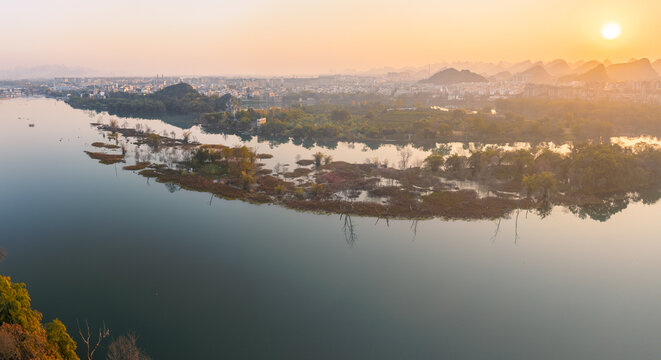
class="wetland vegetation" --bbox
[86,121,661,222]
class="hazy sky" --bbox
[2,0,659,76]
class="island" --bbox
[83,120,661,222]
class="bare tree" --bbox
[182,130,192,144]
[340,213,357,247]
[274,163,282,178]
[514,209,521,245]
[399,147,412,169]
[410,219,419,239]
[106,333,150,360]
[77,320,110,360]
[489,218,501,243]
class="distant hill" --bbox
[545,59,572,76]
[578,64,609,83]
[419,68,488,85]
[570,60,585,69]
[154,82,199,99]
[560,64,609,83]
[507,60,535,74]
[607,58,659,82]
[64,82,236,120]
[514,65,553,84]
[490,71,513,81]
[652,59,661,75]
[573,60,601,75]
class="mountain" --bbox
[560,64,609,83]
[490,71,513,81]
[419,68,488,85]
[514,65,553,84]
[570,60,585,69]
[507,60,535,74]
[545,59,573,76]
[652,59,661,75]
[607,58,659,81]
[573,60,601,75]
[578,64,610,82]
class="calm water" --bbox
[2,98,661,359]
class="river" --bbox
[1,97,661,359]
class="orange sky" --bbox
[1,0,658,76]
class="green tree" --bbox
[424,154,444,172]
[0,276,79,360]
[522,172,557,200]
[46,320,78,360]
[330,109,351,122]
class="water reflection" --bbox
[99,116,661,225]
[340,213,357,247]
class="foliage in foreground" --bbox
[0,276,78,360]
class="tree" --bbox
[399,147,412,169]
[77,320,109,360]
[330,109,351,122]
[0,276,79,360]
[444,154,467,178]
[0,322,56,360]
[502,149,534,181]
[47,320,78,360]
[313,152,325,167]
[240,171,256,190]
[181,131,192,144]
[522,172,557,200]
[0,276,44,334]
[106,333,150,360]
[424,154,444,172]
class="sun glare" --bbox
[602,22,622,40]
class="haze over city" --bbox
[2,0,660,76]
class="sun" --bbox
[602,22,622,40]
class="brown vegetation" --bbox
[84,151,125,165]
[123,162,151,171]
[91,142,120,149]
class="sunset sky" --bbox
[2,0,659,76]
